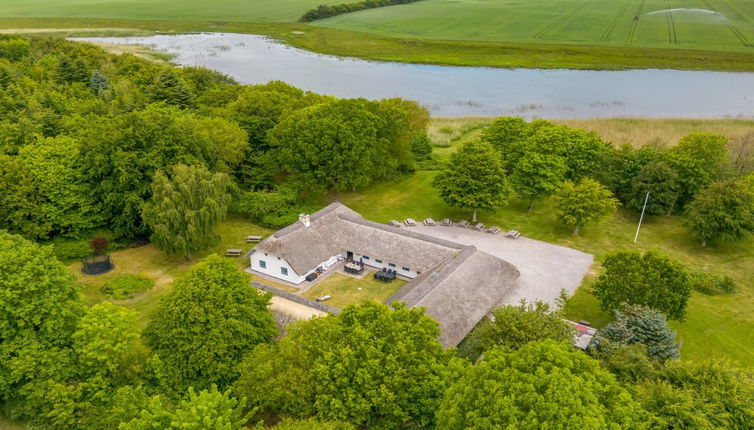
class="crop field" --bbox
[316,0,754,52]
[0,0,337,23]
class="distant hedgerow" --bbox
[300,0,425,22]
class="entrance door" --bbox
[346,251,353,261]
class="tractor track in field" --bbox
[533,0,593,40]
[600,0,633,41]
[625,0,646,45]
[701,0,751,47]
[665,0,678,44]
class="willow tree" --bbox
[141,164,230,259]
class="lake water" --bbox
[75,33,754,118]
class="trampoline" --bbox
[81,254,114,275]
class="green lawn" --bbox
[72,215,274,328]
[316,0,754,53]
[337,171,754,366]
[302,273,407,309]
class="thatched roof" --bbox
[252,202,464,275]
[252,202,521,347]
[388,247,520,346]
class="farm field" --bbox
[317,0,754,53]
[0,0,337,23]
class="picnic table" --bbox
[506,230,521,239]
[441,218,452,226]
[246,235,262,243]
[423,218,436,226]
[404,218,417,226]
[225,249,242,257]
[389,220,402,228]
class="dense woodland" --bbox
[1,35,754,429]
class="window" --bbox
[402,267,410,272]
[388,263,396,268]
[259,260,266,269]
[376,259,383,264]
[281,267,288,276]
[363,256,370,260]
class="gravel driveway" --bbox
[409,225,594,308]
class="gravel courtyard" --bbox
[409,225,594,308]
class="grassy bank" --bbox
[336,171,754,367]
[2,18,754,71]
[429,117,754,152]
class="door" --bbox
[346,251,353,261]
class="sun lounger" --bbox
[458,220,469,228]
[404,218,417,226]
[441,218,452,226]
[423,218,436,226]
[389,220,402,228]
[474,223,485,231]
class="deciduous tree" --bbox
[553,179,619,234]
[509,151,567,210]
[666,132,729,207]
[236,302,454,428]
[437,340,647,429]
[592,250,692,320]
[684,178,754,247]
[141,164,230,259]
[458,301,574,362]
[433,140,511,221]
[627,161,680,215]
[145,255,276,393]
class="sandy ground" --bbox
[409,225,594,308]
[269,296,326,320]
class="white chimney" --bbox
[299,213,311,228]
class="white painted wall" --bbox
[250,251,307,284]
[349,251,418,278]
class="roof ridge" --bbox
[272,201,346,239]
[336,214,466,250]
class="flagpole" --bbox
[633,191,650,244]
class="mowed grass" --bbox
[302,273,407,309]
[316,0,754,53]
[0,0,339,23]
[337,171,754,366]
[72,215,273,328]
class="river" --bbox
[74,33,754,118]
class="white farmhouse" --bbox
[248,202,521,346]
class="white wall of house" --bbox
[250,251,307,284]
[348,251,418,278]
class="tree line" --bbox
[299,0,425,22]
[434,117,754,245]
[0,35,429,259]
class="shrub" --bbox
[52,238,92,261]
[90,237,108,255]
[102,274,154,299]
[688,271,736,295]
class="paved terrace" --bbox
[407,225,594,308]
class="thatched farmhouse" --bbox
[249,203,521,346]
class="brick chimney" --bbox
[299,213,311,228]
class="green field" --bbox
[0,0,335,23]
[317,0,754,53]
